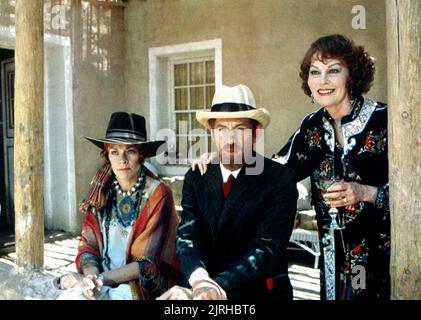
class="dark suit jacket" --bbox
[176,155,298,300]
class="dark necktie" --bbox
[222,174,235,198]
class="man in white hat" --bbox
[158,84,298,300]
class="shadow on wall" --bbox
[1,0,121,73]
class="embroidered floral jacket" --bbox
[277,95,390,299]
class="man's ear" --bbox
[253,123,264,143]
[208,127,215,140]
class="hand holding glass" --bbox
[320,178,345,230]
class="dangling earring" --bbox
[311,94,315,105]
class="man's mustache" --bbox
[222,144,241,151]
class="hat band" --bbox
[106,131,146,141]
[211,103,255,112]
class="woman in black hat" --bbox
[56,112,181,300]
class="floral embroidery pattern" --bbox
[277,96,389,300]
[322,117,335,153]
[296,152,307,161]
[343,98,377,155]
[350,240,369,266]
[358,130,386,155]
[375,184,389,210]
[318,158,333,178]
[305,127,322,149]
[345,202,364,222]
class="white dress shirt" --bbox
[219,162,241,182]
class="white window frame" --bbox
[148,39,222,176]
[168,56,214,164]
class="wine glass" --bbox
[319,177,345,230]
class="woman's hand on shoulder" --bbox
[271,154,286,164]
[191,152,217,175]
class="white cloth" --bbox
[57,219,134,300]
[99,217,134,300]
[101,217,133,271]
[219,163,241,183]
[57,284,133,300]
[57,177,163,300]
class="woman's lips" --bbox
[317,89,335,95]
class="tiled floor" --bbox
[288,247,320,300]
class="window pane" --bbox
[190,87,204,109]
[175,112,189,134]
[190,62,205,85]
[205,61,214,84]
[174,64,188,86]
[175,88,188,110]
[208,136,213,154]
[188,135,206,159]
[171,58,215,165]
[191,112,202,130]
[205,86,215,109]
[176,135,189,161]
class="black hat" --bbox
[85,112,166,158]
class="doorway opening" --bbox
[0,47,15,248]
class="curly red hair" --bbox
[101,143,145,164]
[299,34,375,98]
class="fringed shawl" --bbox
[79,161,115,214]
[76,162,181,300]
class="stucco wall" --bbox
[125,0,387,158]
[71,1,126,231]
[0,1,126,232]
[0,0,387,233]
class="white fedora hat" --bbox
[196,84,271,128]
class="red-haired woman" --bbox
[55,112,180,300]
[193,35,389,300]
[275,34,389,300]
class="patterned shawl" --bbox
[76,162,181,300]
[79,161,114,214]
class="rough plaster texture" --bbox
[0,0,387,233]
[0,1,126,233]
[125,0,387,157]
[70,1,126,232]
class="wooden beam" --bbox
[14,0,44,270]
[386,0,421,299]
[84,0,127,8]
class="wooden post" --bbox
[386,0,421,299]
[14,0,44,270]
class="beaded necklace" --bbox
[112,170,146,227]
[103,168,147,270]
